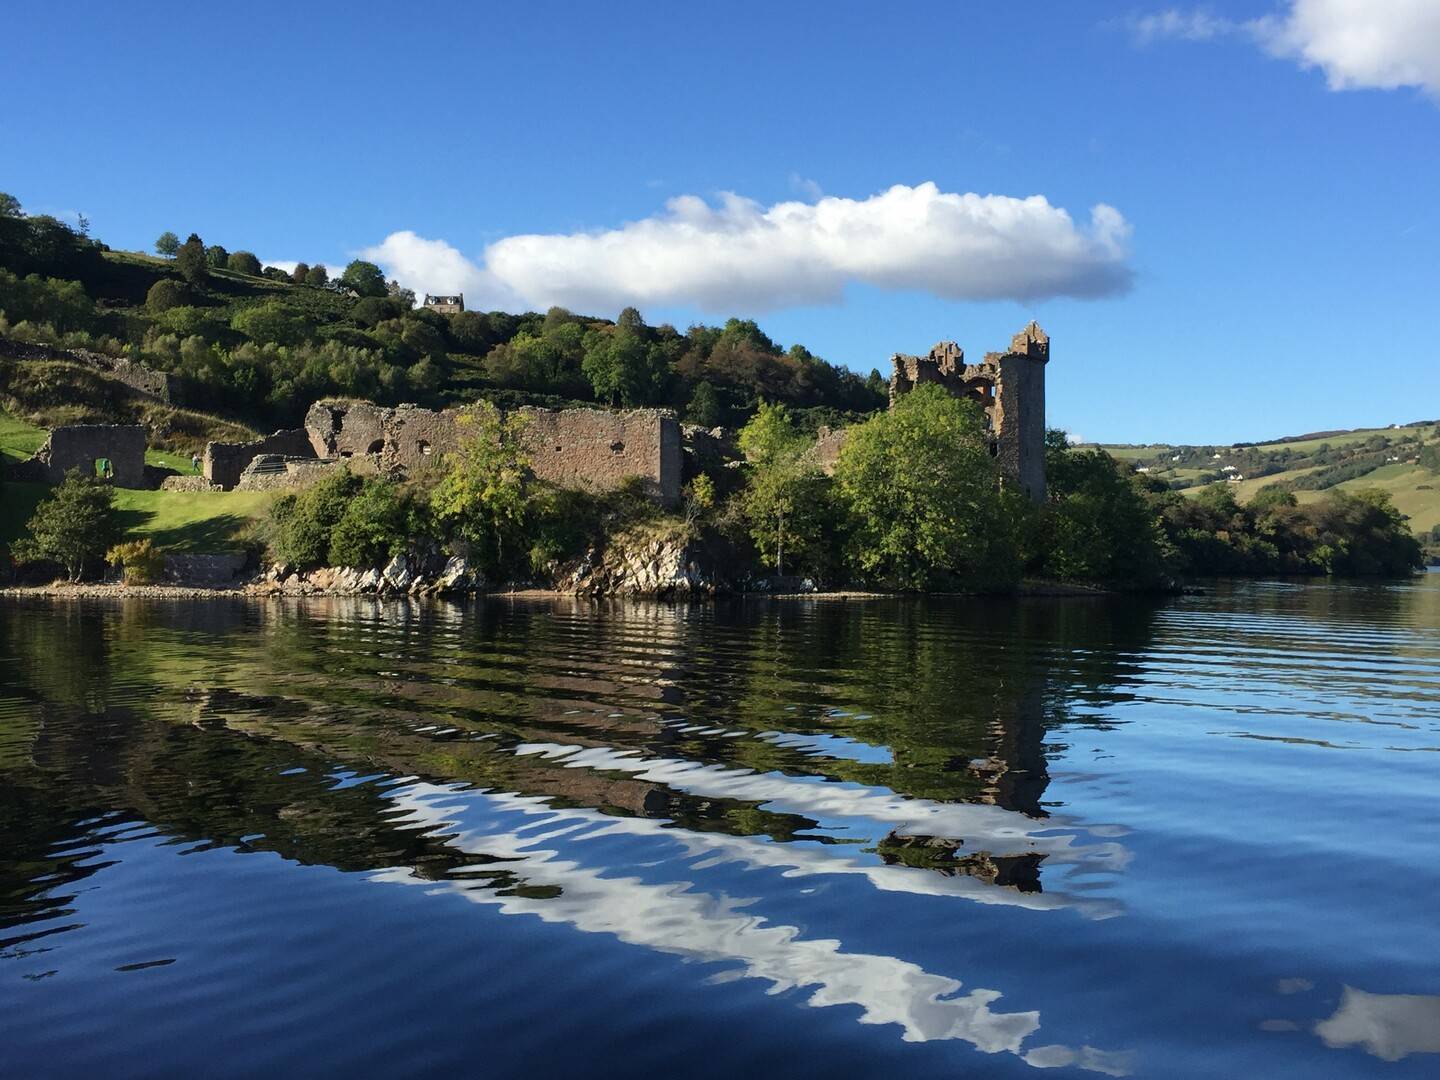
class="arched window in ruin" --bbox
[366,439,384,455]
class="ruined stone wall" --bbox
[810,425,849,475]
[234,457,338,492]
[303,400,682,506]
[518,407,681,507]
[304,401,455,479]
[203,429,315,490]
[0,337,176,402]
[12,425,147,487]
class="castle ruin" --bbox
[301,401,683,507]
[889,321,1050,502]
[10,424,148,487]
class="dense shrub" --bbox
[834,385,1019,590]
[327,479,422,568]
[106,538,165,583]
[145,278,189,313]
[267,469,363,567]
[226,251,262,277]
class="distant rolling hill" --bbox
[1097,422,1440,537]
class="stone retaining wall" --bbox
[0,337,176,401]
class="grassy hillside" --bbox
[0,357,257,456]
[1100,422,1440,535]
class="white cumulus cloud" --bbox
[1126,1,1440,98]
[1259,0,1440,95]
[358,182,1133,315]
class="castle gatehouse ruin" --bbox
[889,321,1050,502]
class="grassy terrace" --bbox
[1,410,272,552]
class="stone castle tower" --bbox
[889,321,1050,502]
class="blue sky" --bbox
[5,1,1438,443]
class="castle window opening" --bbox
[418,440,432,456]
[610,441,625,453]
[366,439,384,455]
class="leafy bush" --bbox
[267,469,363,567]
[327,479,421,568]
[106,538,165,583]
[835,385,1017,590]
[226,251,262,277]
[145,278,189,313]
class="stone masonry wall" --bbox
[234,457,337,492]
[11,424,147,487]
[518,407,681,507]
[203,429,315,490]
[303,400,682,506]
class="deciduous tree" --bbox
[13,470,119,581]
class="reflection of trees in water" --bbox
[0,595,1159,906]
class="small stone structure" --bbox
[889,322,1050,502]
[203,429,316,490]
[235,456,337,491]
[10,424,147,487]
[0,337,177,402]
[422,294,464,315]
[303,400,683,507]
[160,474,221,492]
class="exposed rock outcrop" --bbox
[560,527,718,597]
[250,553,484,597]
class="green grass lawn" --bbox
[0,410,47,463]
[2,482,275,553]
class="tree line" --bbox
[9,384,1421,588]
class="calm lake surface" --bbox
[2,577,1438,1078]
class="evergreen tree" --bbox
[175,233,207,284]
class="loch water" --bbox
[2,577,1438,1079]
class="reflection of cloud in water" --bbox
[515,742,1130,876]
[1314,986,1440,1062]
[372,782,1130,1073]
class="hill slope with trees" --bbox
[0,192,887,438]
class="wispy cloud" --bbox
[788,173,824,200]
[1126,9,1240,44]
[359,182,1133,316]
[1122,2,1440,99]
